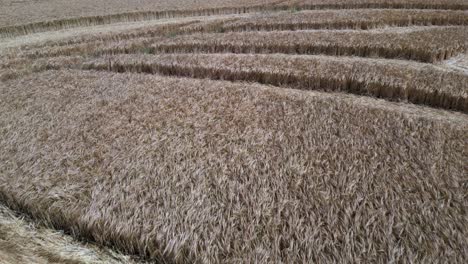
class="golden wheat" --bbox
[16,19,235,52]
[22,53,468,111]
[222,9,468,31]
[0,0,283,28]
[1,69,467,263]
[58,53,466,112]
[146,27,468,62]
[0,204,137,264]
[1,1,468,263]
[284,0,468,10]
[0,8,247,38]
[20,26,468,63]
[1,0,467,37]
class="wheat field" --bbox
[0,0,467,263]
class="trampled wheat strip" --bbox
[145,27,468,63]
[16,10,468,53]
[222,9,468,32]
[281,0,468,10]
[2,0,467,38]
[0,203,136,264]
[11,21,201,54]
[63,54,466,112]
[12,18,240,58]
[443,54,468,73]
[18,18,241,52]
[14,34,166,59]
[20,27,468,63]
[25,53,468,111]
[37,21,201,49]
[6,55,468,123]
[0,6,259,38]
[18,35,166,59]
[0,69,466,263]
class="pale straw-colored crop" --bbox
[1,70,466,263]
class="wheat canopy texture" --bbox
[0,204,136,264]
[0,0,467,263]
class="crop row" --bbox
[20,27,468,63]
[1,0,467,38]
[26,53,467,112]
[0,6,262,38]
[10,18,245,55]
[15,10,468,53]
[222,9,468,31]
[147,27,467,63]
[283,0,468,10]
[88,54,468,112]
[15,21,201,52]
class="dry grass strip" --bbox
[20,27,468,63]
[5,10,468,52]
[6,53,468,111]
[0,69,467,263]
[0,4,268,38]
[146,27,468,63]
[71,53,467,112]
[14,18,239,53]
[284,0,468,10]
[1,0,467,38]
[9,18,239,59]
[22,21,202,50]
[0,203,137,264]
[222,9,468,31]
